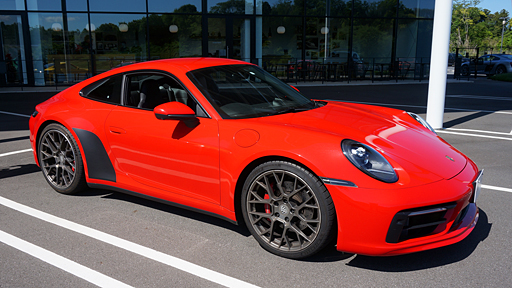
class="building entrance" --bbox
[207,16,261,64]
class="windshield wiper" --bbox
[272,104,315,115]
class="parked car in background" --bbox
[448,53,469,66]
[461,54,512,76]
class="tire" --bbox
[241,161,335,259]
[38,123,87,194]
[495,65,506,75]
[461,65,469,76]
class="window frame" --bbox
[120,69,211,118]
[79,74,123,105]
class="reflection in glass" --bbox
[66,0,87,11]
[209,0,249,14]
[208,18,226,57]
[352,18,394,62]
[27,0,61,11]
[28,12,66,85]
[149,14,202,59]
[1,14,27,85]
[261,15,302,75]
[89,0,145,13]
[89,14,148,73]
[0,0,25,10]
[353,0,397,18]
[262,0,303,15]
[400,0,434,18]
[149,0,201,13]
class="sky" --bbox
[478,0,512,14]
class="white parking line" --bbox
[444,128,512,136]
[482,185,512,194]
[0,230,133,288]
[0,196,259,288]
[0,111,31,118]
[436,130,512,141]
[447,95,512,102]
[329,100,512,115]
[0,149,33,158]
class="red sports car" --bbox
[29,58,482,259]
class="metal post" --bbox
[500,17,509,54]
[426,0,453,129]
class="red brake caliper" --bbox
[264,194,271,214]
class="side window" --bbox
[80,75,122,104]
[124,72,207,117]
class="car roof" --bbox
[109,57,252,74]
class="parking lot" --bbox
[1,78,511,287]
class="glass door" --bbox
[207,17,252,62]
[232,18,251,62]
[0,14,28,86]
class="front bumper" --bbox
[327,160,480,256]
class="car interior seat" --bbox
[138,79,166,109]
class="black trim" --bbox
[88,183,237,225]
[321,177,357,188]
[73,128,116,182]
[386,203,456,243]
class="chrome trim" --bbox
[408,207,447,217]
[321,177,358,188]
[472,169,484,203]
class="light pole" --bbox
[501,17,509,54]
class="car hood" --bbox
[254,101,467,180]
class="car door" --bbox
[476,55,491,73]
[105,72,221,204]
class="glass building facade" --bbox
[0,0,435,86]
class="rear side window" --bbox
[80,75,122,104]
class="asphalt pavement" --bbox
[1,77,511,287]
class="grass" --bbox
[490,73,512,82]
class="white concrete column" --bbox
[426,0,453,129]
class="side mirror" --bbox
[154,102,196,120]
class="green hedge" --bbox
[490,73,512,82]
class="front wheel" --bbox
[461,65,469,76]
[241,161,335,259]
[38,123,87,194]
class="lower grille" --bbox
[386,203,456,243]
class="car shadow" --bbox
[342,209,491,271]
[74,187,490,267]
[77,188,252,237]
[0,163,41,179]
[0,135,30,144]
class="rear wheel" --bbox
[495,65,506,75]
[241,161,335,259]
[38,123,87,194]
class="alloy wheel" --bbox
[40,129,77,189]
[245,169,322,252]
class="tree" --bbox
[450,1,511,54]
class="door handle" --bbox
[109,126,126,134]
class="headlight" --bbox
[341,139,398,183]
[407,112,436,134]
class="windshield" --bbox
[187,65,316,119]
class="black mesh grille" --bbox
[386,203,456,243]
